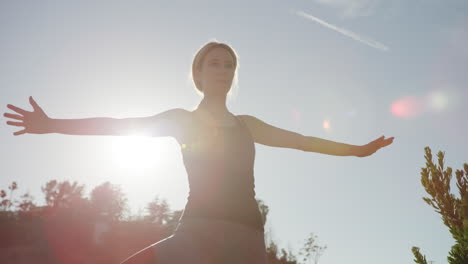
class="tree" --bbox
[90,181,128,221]
[41,180,85,209]
[0,181,18,211]
[145,195,171,225]
[298,232,327,264]
[279,247,299,264]
[412,246,428,264]
[0,189,9,211]
[257,198,270,227]
[257,198,303,264]
[0,181,36,212]
[412,147,468,264]
[17,192,35,212]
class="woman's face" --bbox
[198,47,235,97]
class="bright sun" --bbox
[109,135,173,172]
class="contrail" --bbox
[295,10,389,52]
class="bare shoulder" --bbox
[152,108,192,123]
[236,114,257,122]
[236,114,263,127]
[157,108,191,117]
[236,114,264,135]
[236,113,284,132]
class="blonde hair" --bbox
[191,41,239,98]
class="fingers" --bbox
[360,136,394,157]
[370,136,394,150]
[3,112,24,121]
[372,136,384,144]
[7,104,29,116]
[29,96,41,111]
[383,137,394,147]
[377,136,394,148]
[14,129,26,136]
[6,121,24,127]
[375,136,393,142]
[385,138,393,147]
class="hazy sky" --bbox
[1,1,467,264]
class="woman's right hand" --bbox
[3,96,52,136]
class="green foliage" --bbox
[412,247,428,264]
[448,239,468,264]
[412,147,468,264]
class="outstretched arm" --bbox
[4,96,189,138]
[239,115,394,157]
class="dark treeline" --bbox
[0,180,322,264]
[2,147,465,264]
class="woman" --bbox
[4,41,394,264]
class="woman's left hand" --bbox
[356,136,394,157]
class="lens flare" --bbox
[323,120,331,130]
[390,96,425,119]
[427,90,449,112]
[110,135,165,171]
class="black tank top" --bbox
[178,112,264,232]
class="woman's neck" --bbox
[197,96,229,117]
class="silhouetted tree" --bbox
[41,180,85,209]
[266,240,298,264]
[257,198,270,227]
[0,179,322,264]
[279,248,298,264]
[17,192,35,212]
[0,189,8,210]
[0,181,18,211]
[256,198,301,264]
[298,232,327,264]
[90,181,128,221]
[412,147,468,264]
[1,181,36,213]
[145,195,170,225]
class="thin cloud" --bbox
[295,10,389,52]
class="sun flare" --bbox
[110,135,172,171]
